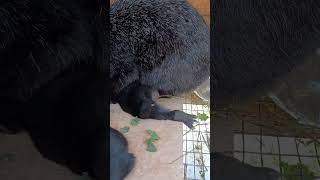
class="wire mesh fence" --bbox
[182,93,210,180]
[213,98,320,180]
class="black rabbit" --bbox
[212,0,320,106]
[0,0,108,179]
[0,0,209,179]
[110,0,210,129]
[212,1,320,180]
[108,1,209,179]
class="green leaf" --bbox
[144,138,153,144]
[146,142,157,152]
[280,161,315,180]
[120,126,130,133]
[144,129,160,152]
[130,117,140,126]
[146,129,160,141]
[197,113,209,121]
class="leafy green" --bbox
[130,117,140,126]
[280,161,314,180]
[144,138,153,144]
[197,113,209,121]
[120,126,130,133]
[146,129,160,141]
[146,142,157,152]
[144,129,160,152]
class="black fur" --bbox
[108,1,209,178]
[0,0,97,102]
[212,1,320,179]
[213,153,281,180]
[0,0,108,179]
[212,0,320,106]
[117,81,197,128]
[25,66,107,179]
[110,0,210,128]
[110,128,135,180]
[1,0,208,179]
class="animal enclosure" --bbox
[214,97,320,180]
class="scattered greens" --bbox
[145,129,160,152]
[146,129,160,141]
[130,117,140,126]
[280,161,314,180]
[197,113,209,121]
[120,117,140,134]
[120,126,130,133]
[146,142,157,152]
[118,118,161,152]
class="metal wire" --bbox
[214,99,320,180]
[183,94,210,180]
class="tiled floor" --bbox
[183,104,210,180]
[233,133,320,179]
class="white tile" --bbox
[192,110,199,115]
[234,134,244,151]
[263,155,281,171]
[243,134,261,152]
[279,137,298,155]
[186,141,195,152]
[277,157,318,180]
[183,104,187,109]
[197,105,203,110]
[186,131,194,140]
[204,168,210,180]
[182,102,211,179]
[184,109,192,114]
[261,136,279,154]
[201,142,210,154]
[244,153,262,167]
[186,165,196,179]
[296,138,316,156]
[233,152,244,162]
[301,157,320,176]
[202,154,210,167]
[183,125,188,132]
[185,152,196,165]
[194,165,207,179]
[191,104,199,110]
[280,156,299,165]
[194,153,204,166]
[199,124,210,133]
[193,131,202,140]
